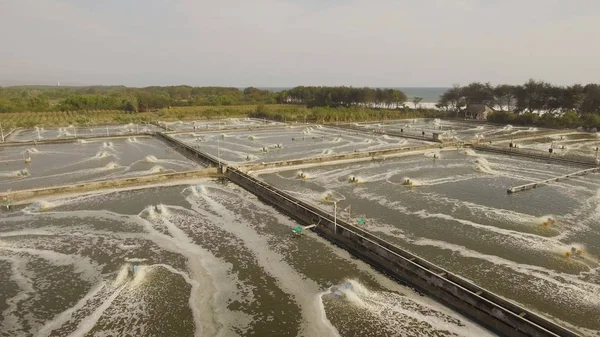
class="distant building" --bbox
[464,103,493,120]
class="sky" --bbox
[1,0,599,87]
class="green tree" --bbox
[412,96,423,109]
[438,85,465,114]
[122,96,139,113]
[492,84,515,111]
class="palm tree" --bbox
[413,96,423,110]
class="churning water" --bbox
[0,181,493,337]
[173,126,429,165]
[260,149,600,336]
[0,138,200,191]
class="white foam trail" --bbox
[129,264,151,287]
[36,283,106,337]
[66,284,126,337]
[144,155,158,162]
[114,264,131,286]
[0,229,55,238]
[0,170,29,178]
[148,165,166,174]
[357,191,564,251]
[94,151,111,159]
[411,239,600,307]
[418,191,589,240]
[1,247,101,282]
[316,291,341,337]
[104,162,119,170]
[423,151,441,159]
[157,204,170,216]
[322,279,494,336]
[188,192,341,337]
[473,157,495,174]
[134,210,227,337]
[0,257,34,336]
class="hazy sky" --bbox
[1,0,599,87]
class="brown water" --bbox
[0,181,493,337]
[259,148,600,336]
[3,122,596,337]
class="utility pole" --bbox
[333,201,337,233]
[342,205,352,221]
[217,136,221,169]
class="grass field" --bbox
[0,105,270,129]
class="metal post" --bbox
[217,136,221,168]
[0,122,3,142]
[73,126,77,138]
[106,125,109,136]
[136,123,139,134]
[348,204,351,221]
[333,201,337,233]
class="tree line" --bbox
[437,80,600,115]
[0,86,275,113]
[0,85,417,114]
[275,86,408,108]
[251,104,446,123]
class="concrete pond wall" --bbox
[155,132,222,167]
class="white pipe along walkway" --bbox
[507,167,600,193]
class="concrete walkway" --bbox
[507,167,600,193]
